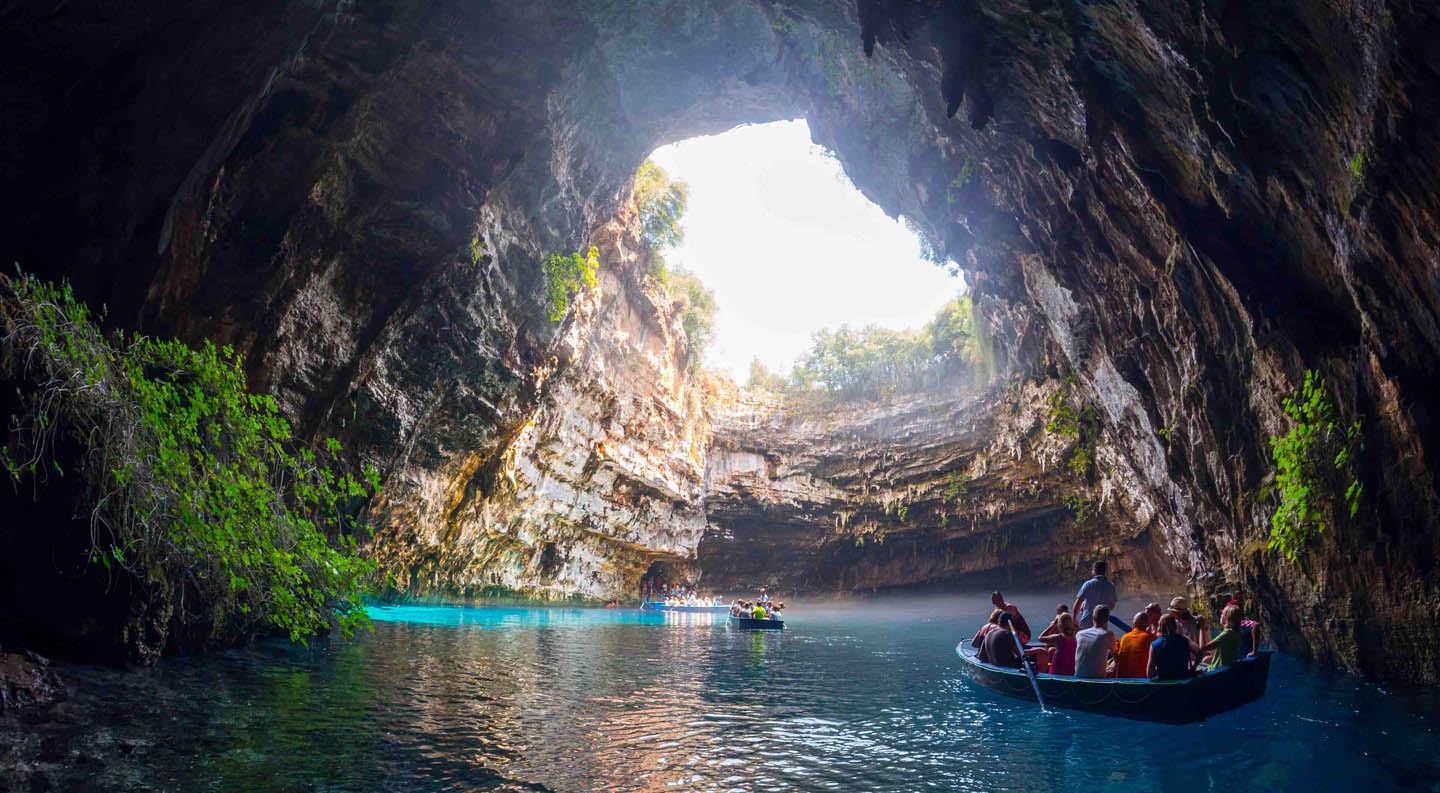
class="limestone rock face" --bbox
[699,377,1174,595]
[368,210,715,601]
[4,0,1440,682]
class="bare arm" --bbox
[1148,649,1160,680]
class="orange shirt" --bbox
[1114,628,1153,678]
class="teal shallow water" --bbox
[3,597,1438,792]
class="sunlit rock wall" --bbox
[698,376,1177,595]
[368,211,713,600]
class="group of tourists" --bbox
[730,588,783,620]
[662,593,724,607]
[642,577,691,601]
[971,561,1262,681]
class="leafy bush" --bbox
[542,246,600,322]
[0,272,378,643]
[751,295,982,398]
[631,160,715,368]
[1046,377,1101,478]
[1269,370,1363,562]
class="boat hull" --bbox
[955,643,1272,724]
[729,616,785,630]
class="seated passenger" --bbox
[1148,613,1194,680]
[1114,612,1153,678]
[1224,598,1260,657]
[972,608,1004,648]
[770,602,784,619]
[1074,604,1118,678]
[1144,603,1163,636]
[752,603,768,619]
[1199,605,1243,670]
[1039,612,1078,676]
[978,612,1023,668]
[1167,596,1202,652]
[990,591,1032,643]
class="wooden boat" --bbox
[729,616,785,630]
[955,642,1273,724]
[640,600,730,612]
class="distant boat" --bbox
[955,642,1272,724]
[729,616,784,630]
[640,600,730,612]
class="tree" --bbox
[634,160,689,253]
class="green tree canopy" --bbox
[750,294,984,398]
[634,160,689,253]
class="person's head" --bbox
[997,611,1014,630]
[1222,604,1242,629]
[1169,596,1190,614]
[991,591,1006,608]
[1093,604,1111,628]
[1133,611,1150,631]
[1056,603,1069,615]
[1059,613,1076,636]
[1145,602,1162,621]
[1158,613,1178,635]
[1093,560,1108,576]
[987,608,1004,625]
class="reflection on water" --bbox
[2,595,1438,792]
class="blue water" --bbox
[3,596,1438,792]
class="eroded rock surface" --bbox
[4,0,1439,682]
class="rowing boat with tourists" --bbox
[955,561,1272,723]
[727,592,785,630]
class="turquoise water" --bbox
[3,596,1438,792]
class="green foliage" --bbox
[947,157,977,204]
[944,471,969,504]
[1063,493,1094,522]
[1046,378,1101,478]
[768,295,982,399]
[1268,370,1363,562]
[668,267,716,372]
[1348,149,1366,180]
[632,160,714,369]
[633,160,689,253]
[542,246,600,322]
[0,272,378,642]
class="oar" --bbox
[1108,614,1132,633]
[1010,628,1048,713]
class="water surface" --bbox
[3,596,1437,792]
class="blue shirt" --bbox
[1150,635,1191,680]
[1074,575,1117,628]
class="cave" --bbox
[4,0,1439,689]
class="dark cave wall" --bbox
[3,0,1439,682]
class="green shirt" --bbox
[1207,627,1241,670]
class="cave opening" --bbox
[639,118,965,386]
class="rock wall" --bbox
[699,377,1178,595]
[368,209,715,601]
[4,0,1439,682]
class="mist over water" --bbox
[5,595,1437,792]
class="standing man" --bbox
[758,588,770,605]
[1072,560,1118,629]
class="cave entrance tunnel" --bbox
[640,560,699,599]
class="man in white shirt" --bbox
[1074,604,1118,678]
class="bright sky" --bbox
[648,119,962,383]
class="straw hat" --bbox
[1169,596,1190,610]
